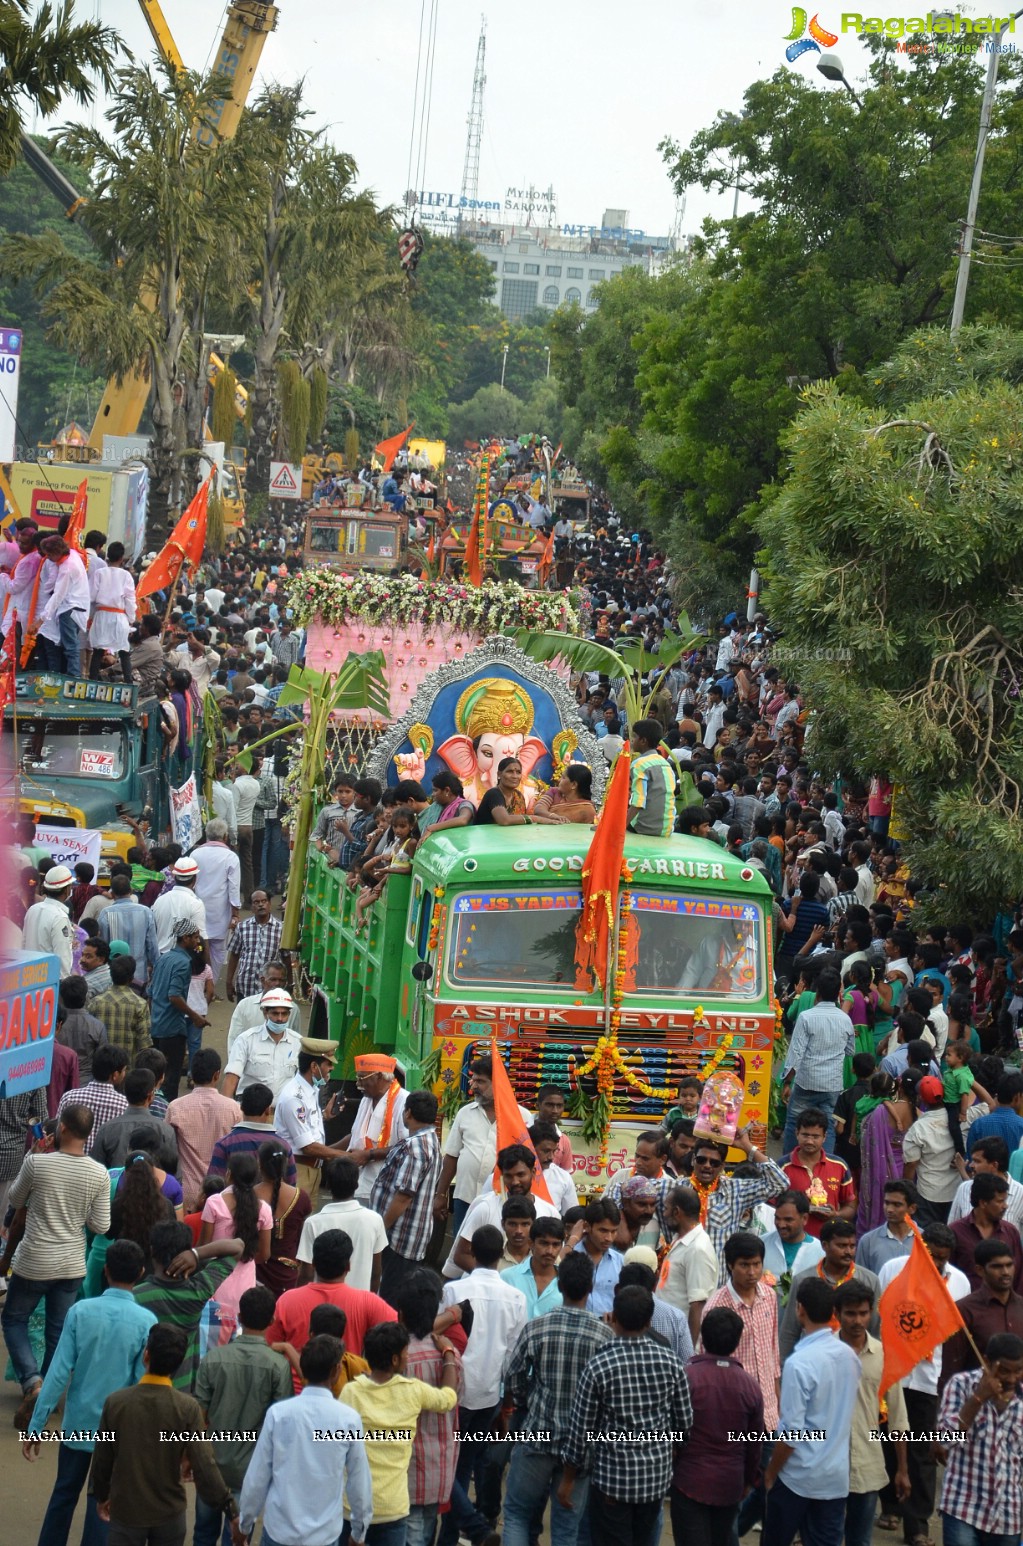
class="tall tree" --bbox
[0,60,254,523]
[0,0,118,175]
[760,325,1023,920]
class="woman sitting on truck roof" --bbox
[531,764,597,825]
[472,758,566,827]
[419,772,475,838]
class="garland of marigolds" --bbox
[570,865,738,1166]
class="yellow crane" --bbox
[87,1,279,450]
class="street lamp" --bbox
[500,344,509,391]
[950,7,1023,334]
[544,346,551,379]
[816,53,863,104]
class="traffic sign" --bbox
[269,461,302,500]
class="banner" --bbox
[34,824,102,876]
[170,773,202,852]
[0,950,59,1098]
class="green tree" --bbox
[759,324,1023,920]
[447,381,525,444]
[0,0,118,175]
[0,140,105,447]
[0,60,254,522]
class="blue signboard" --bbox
[0,950,60,1097]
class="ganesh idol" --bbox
[437,677,549,810]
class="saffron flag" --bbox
[490,1036,553,1205]
[0,617,16,717]
[63,479,89,555]
[374,423,414,473]
[879,1223,967,1395]
[537,527,556,586]
[136,478,211,601]
[574,749,632,992]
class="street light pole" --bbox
[544,346,551,379]
[950,11,1023,335]
[500,344,509,391]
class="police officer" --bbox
[273,1036,345,1207]
[22,863,75,976]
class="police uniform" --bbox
[22,895,74,976]
[273,1035,336,1205]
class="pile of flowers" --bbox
[288,570,577,636]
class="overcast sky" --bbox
[84,1,875,236]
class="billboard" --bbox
[0,950,60,1098]
[0,328,23,462]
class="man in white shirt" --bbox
[210,764,238,844]
[296,1155,387,1292]
[443,1145,560,1278]
[440,1223,528,1544]
[226,963,300,1051]
[337,1053,409,1203]
[433,1053,531,1236]
[232,765,261,902]
[876,1225,971,1546]
[656,1183,721,1343]
[192,819,241,978]
[87,543,137,682]
[947,1136,1023,1229]
[37,537,90,675]
[528,1122,577,1215]
[168,630,220,696]
[21,865,75,977]
[222,988,301,1099]
[151,857,207,954]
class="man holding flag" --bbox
[936,1334,1023,1546]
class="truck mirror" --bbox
[411,961,433,983]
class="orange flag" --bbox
[136,478,211,600]
[879,1223,967,1394]
[63,479,89,555]
[374,422,414,473]
[538,527,556,586]
[574,749,632,992]
[490,1037,553,1204]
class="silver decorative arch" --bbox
[366,633,607,801]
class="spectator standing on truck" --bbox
[87,542,137,683]
[36,535,90,676]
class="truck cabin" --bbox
[2,673,165,862]
[303,509,407,572]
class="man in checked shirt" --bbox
[558,1284,692,1546]
[935,1332,1023,1546]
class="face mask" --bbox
[312,1068,327,1089]
[264,1020,285,1035]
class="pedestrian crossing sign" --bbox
[269,461,302,500]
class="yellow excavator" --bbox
[17,1,279,526]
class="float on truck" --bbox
[295,630,774,1178]
[2,673,170,864]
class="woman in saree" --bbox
[855,1067,921,1237]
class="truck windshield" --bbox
[4,718,128,780]
[447,889,584,988]
[628,891,763,998]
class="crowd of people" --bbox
[2,475,1023,1546]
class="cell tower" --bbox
[459,17,487,233]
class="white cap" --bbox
[42,864,74,891]
[260,988,294,1011]
[172,856,199,878]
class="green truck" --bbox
[3,672,170,864]
[301,825,777,1174]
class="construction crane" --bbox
[457,17,486,235]
[86,0,279,451]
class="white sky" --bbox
[78,1,877,236]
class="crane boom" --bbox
[86,1,279,450]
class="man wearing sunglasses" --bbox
[688,1129,788,1286]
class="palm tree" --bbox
[0,0,119,176]
[0,59,255,522]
